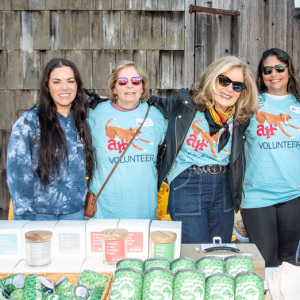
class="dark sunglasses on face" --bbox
[117,77,143,86]
[262,64,287,75]
[218,74,246,92]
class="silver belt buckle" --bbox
[208,165,222,175]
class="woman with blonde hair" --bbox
[148,56,258,243]
[87,60,167,219]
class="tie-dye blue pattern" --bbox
[6,105,87,216]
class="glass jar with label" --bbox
[102,228,128,265]
[150,230,177,261]
[25,230,53,267]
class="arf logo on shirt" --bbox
[256,105,300,139]
[186,119,228,160]
[105,118,152,153]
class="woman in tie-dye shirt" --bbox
[6,58,95,220]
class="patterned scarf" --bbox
[204,100,235,152]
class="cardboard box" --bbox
[14,257,84,273]
[21,221,58,259]
[47,258,85,273]
[0,220,28,259]
[118,219,150,259]
[0,259,21,273]
[149,220,182,259]
[181,243,265,278]
[86,219,119,257]
[13,259,52,273]
[53,220,87,259]
[81,257,116,273]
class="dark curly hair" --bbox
[256,48,300,101]
[37,58,95,186]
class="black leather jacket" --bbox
[148,89,248,212]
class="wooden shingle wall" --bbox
[0,0,186,213]
[193,0,300,81]
[0,0,300,214]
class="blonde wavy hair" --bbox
[191,56,258,125]
[107,60,149,103]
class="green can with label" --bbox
[2,274,25,293]
[150,231,177,261]
[173,269,205,300]
[0,279,6,296]
[9,288,24,300]
[171,257,196,273]
[144,257,171,271]
[196,256,224,276]
[77,270,108,290]
[235,271,264,300]
[23,275,44,300]
[142,267,174,300]
[110,267,144,300]
[73,285,89,299]
[54,277,74,297]
[224,255,254,277]
[39,275,54,296]
[44,294,82,300]
[205,273,234,300]
[116,258,144,272]
[87,286,105,300]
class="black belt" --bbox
[185,164,229,175]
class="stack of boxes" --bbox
[0,220,29,272]
[0,219,182,273]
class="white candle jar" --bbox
[25,230,53,267]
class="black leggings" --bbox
[241,196,300,267]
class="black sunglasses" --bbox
[218,74,246,92]
[262,64,287,75]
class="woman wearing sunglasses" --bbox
[148,56,258,243]
[241,48,300,267]
[87,60,167,219]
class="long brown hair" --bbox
[256,48,300,101]
[37,58,94,186]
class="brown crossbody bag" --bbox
[84,105,150,217]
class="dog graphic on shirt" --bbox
[192,120,228,159]
[256,104,300,139]
[105,118,153,152]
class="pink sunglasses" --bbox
[117,77,143,86]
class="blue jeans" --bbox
[169,169,234,243]
[14,209,85,221]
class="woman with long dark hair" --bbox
[7,58,94,220]
[241,48,300,267]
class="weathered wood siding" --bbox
[193,0,300,81]
[0,0,299,213]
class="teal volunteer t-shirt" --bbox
[88,101,167,219]
[167,110,233,184]
[242,93,300,208]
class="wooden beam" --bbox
[189,5,240,17]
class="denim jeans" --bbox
[14,209,85,221]
[169,169,234,243]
